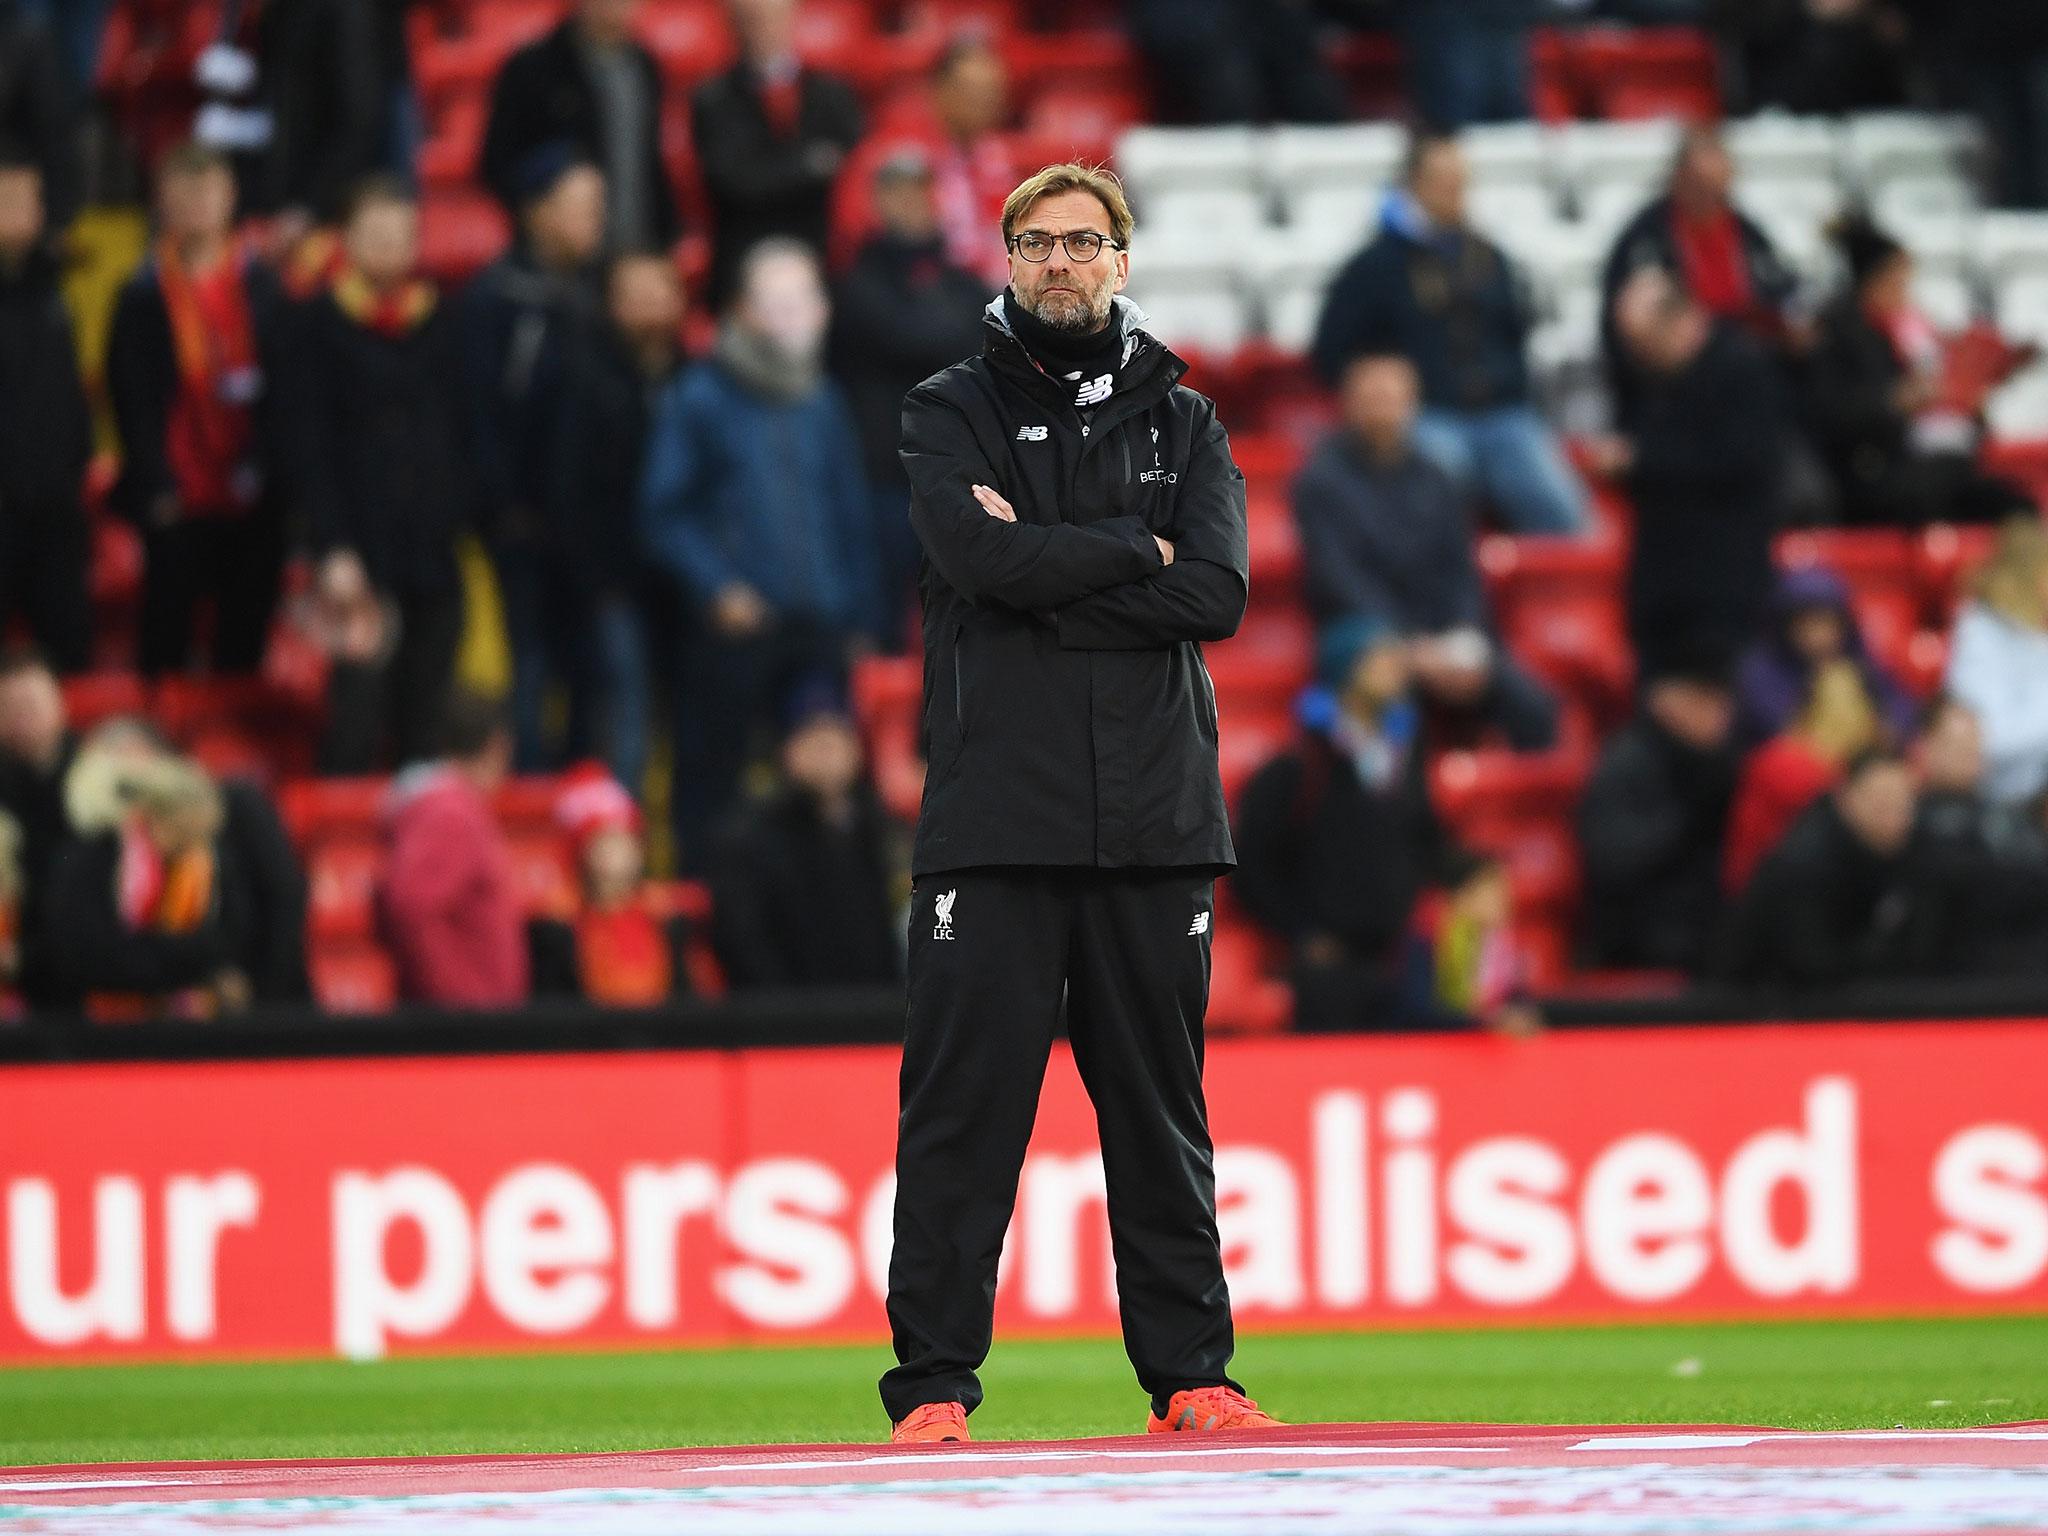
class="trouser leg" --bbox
[882,869,1068,1422]
[1065,869,1239,1413]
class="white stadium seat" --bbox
[1263,276,1330,356]
[1911,271,1979,332]
[1128,283,1254,357]
[1114,126,1261,200]
[1137,187,1271,249]
[1557,119,1684,206]
[1468,183,1569,249]
[1994,273,2048,342]
[1576,180,1656,245]
[1264,123,1405,192]
[1280,181,1384,248]
[1243,222,1361,292]
[1842,113,1985,193]
[1459,122,1554,189]
[1736,175,1847,231]
[1976,212,2048,282]
[1723,114,1842,184]
[1987,360,2048,439]
[1887,212,1975,284]
[1872,174,1978,230]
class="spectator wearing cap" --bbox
[1733,565,1917,748]
[691,0,864,309]
[1291,354,1559,751]
[1232,622,1456,1030]
[1806,214,2036,528]
[1577,656,1741,972]
[529,763,692,1006]
[460,146,618,771]
[479,0,677,253]
[1600,125,1802,429]
[639,238,877,866]
[293,176,474,775]
[707,684,907,990]
[108,143,289,677]
[1721,748,1968,990]
[834,38,1015,291]
[0,150,92,674]
[1609,267,1789,682]
[381,690,528,1009]
[1945,516,2048,807]
[1312,134,1595,537]
[829,147,989,653]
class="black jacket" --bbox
[106,254,289,523]
[830,231,990,488]
[904,296,1249,876]
[691,60,865,305]
[1625,322,1787,675]
[478,20,678,247]
[710,782,905,989]
[289,289,474,597]
[1233,718,1448,963]
[255,0,385,221]
[1578,714,1738,971]
[1721,796,1967,990]
[0,247,92,516]
[0,1,79,230]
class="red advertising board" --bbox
[2,1021,2045,1363]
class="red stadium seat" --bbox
[1774,528,1922,674]
[411,0,556,103]
[494,776,563,836]
[1900,629,1950,699]
[1206,923,1292,1035]
[902,0,1020,44]
[279,777,387,843]
[311,939,398,1014]
[641,0,732,82]
[1430,746,1591,826]
[1210,605,1313,696]
[1245,486,1302,599]
[1217,705,1296,810]
[417,90,488,189]
[419,187,510,284]
[507,830,576,919]
[1916,521,2000,623]
[852,656,925,826]
[790,0,873,72]
[62,673,148,733]
[307,836,385,942]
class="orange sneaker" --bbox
[1146,1386,1282,1433]
[890,1401,971,1443]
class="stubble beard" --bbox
[1021,274,1113,335]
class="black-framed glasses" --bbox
[1008,230,1120,263]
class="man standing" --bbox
[882,164,1270,1444]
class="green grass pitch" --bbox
[1,1315,2043,1467]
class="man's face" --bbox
[1409,142,1467,228]
[1006,189,1126,335]
[1918,704,1984,794]
[783,716,864,799]
[1789,606,1847,664]
[1841,762,1916,857]
[345,199,418,287]
[582,824,644,900]
[729,0,795,60]
[935,48,1007,142]
[874,172,939,241]
[1647,678,1734,753]
[1344,640,1411,714]
[159,165,236,244]
[0,669,65,767]
[1340,356,1418,448]
[740,248,829,358]
[609,254,684,345]
[1674,134,1733,206]
[531,165,607,267]
[0,168,45,259]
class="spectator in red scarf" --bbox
[834,37,1015,291]
[108,142,285,676]
[1601,124,1805,418]
[291,175,473,773]
[528,763,692,1007]
[1806,214,2036,527]
[381,689,528,1009]
[691,0,864,309]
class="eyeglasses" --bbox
[1008,230,1121,263]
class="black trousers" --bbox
[139,516,282,676]
[881,866,1240,1422]
[0,506,91,673]
[318,586,465,774]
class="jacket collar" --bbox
[980,293,1185,413]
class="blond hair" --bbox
[1001,163,1134,249]
[1972,515,2048,631]
[1799,659,1882,763]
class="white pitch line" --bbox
[672,1444,1502,1476]
[1573,1431,2048,1451]
[0,1478,192,1491]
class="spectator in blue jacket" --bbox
[640,237,876,868]
[1291,354,1558,751]
[1311,134,1593,536]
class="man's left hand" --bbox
[972,484,1016,522]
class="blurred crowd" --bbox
[1,0,2047,1029]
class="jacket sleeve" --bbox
[107,276,175,521]
[903,381,1163,610]
[1052,404,1249,650]
[637,374,744,601]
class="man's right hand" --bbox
[1154,536,1175,566]
[712,583,771,638]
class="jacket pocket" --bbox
[952,622,969,742]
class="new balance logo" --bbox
[1076,373,1114,407]
[1188,912,1211,936]
[933,889,957,941]
[1016,425,1049,441]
